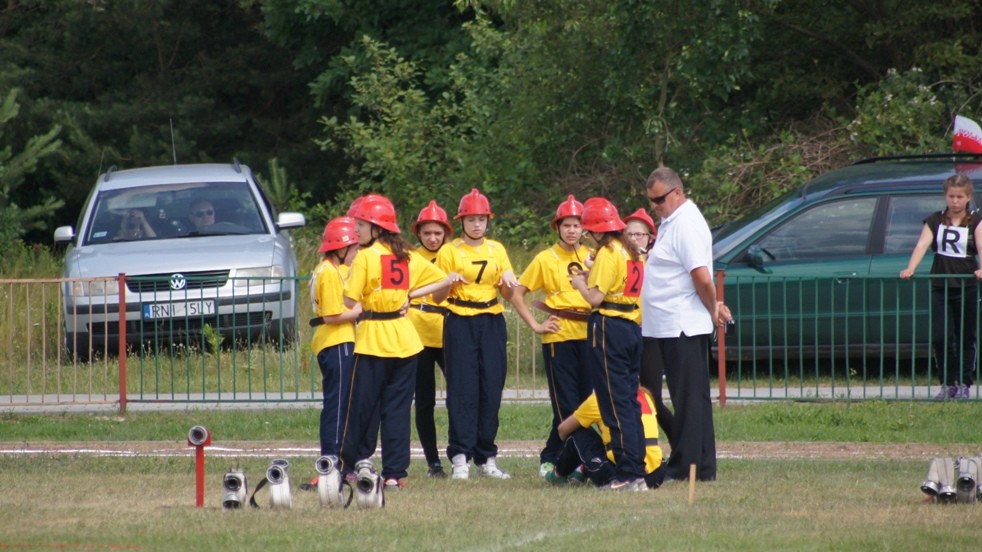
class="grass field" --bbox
[1,402,981,551]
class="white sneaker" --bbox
[539,462,554,478]
[477,458,511,479]
[451,454,469,480]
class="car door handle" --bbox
[832,271,857,285]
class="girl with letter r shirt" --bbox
[901,174,982,400]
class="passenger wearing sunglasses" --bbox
[188,199,216,232]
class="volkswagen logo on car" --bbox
[169,274,187,291]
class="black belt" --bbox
[447,297,498,309]
[410,304,450,315]
[359,310,404,321]
[598,301,638,313]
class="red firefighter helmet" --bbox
[411,200,453,236]
[349,193,400,233]
[624,207,656,234]
[580,197,626,233]
[318,216,358,253]
[551,194,585,229]
[455,188,494,219]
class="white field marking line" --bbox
[462,518,606,552]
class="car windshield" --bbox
[83,181,267,245]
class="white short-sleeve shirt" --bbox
[642,199,714,338]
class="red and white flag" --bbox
[953,115,982,153]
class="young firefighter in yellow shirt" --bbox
[408,200,453,478]
[309,216,361,461]
[570,197,647,491]
[508,195,594,478]
[437,188,520,480]
[548,386,665,489]
[338,194,454,489]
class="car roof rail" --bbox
[232,157,242,174]
[103,164,118,182]
[853,152,982,165]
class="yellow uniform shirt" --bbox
[571,389,663,474]
[518,243,592,343]
[436,237,512,316]
[407,247,448,348]
[309,258,355,353]
[345,242,447,358]
[587,240,642,324]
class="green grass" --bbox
[2,402,980,551]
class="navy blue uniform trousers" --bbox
[444,312,507,464]
[414,345,446,466]
[587,312,645,481]
[539,339,593,465]
[316,342,354,456]
[339,353,417,480]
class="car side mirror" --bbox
[746,245,773,274]
[276,212,306,230]
[54,225,75,244]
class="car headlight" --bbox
[72,278,113,297]
[233,266,286,287]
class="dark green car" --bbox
[712,154,982,361]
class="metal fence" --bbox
[1,273,978,411]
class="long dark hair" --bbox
[595,231,641,262]
[376,229,412,262]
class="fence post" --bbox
[117,274,127,415]
[715,269,727,408]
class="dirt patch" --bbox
[0,440,972,460]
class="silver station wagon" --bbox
[54,161,306,358]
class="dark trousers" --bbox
[931,286,978,387]
[316,342,354,456]
[587,313,645,480]
[539,339,593,465]
[557,427,615,486]
[413,345,446,465]
[641,336,674,444]
[339,354,417,480]
[444,313,507,464]
[657,332,717,481]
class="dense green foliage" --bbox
[2,0,981,253]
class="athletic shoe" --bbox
[476,458,511,479]
[567,466,587,486]
[451,454,469,480]
[957,385,971,400]
[544,470,568,485]
[919,479,939,497]
[384,477,405,490]
[427,462,447,478]
[539,462,555,478]
[599,478,637,491]
[934,385,958,400]
[630,478,649,491]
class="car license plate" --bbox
[143,300,216,320]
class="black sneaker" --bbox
[427,462,447,478]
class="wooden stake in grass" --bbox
[688,463,696,505]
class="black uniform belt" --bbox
[410,303,450,315]
[598,301,638,313]
[447,297,499,309]
[360,310,404,321]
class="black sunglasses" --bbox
[647,187,677,205]
[193,209,214,217]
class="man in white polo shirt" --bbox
[641,166,718,482]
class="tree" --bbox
[0,88,62,253]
